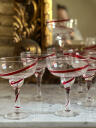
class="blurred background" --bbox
[53,0,96,38]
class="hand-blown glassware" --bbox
[47,19,74,49]
[35,55,46,99]
[47,53,88,117]
[47,19,84,55]
[21,51,55,101]
[0,56,37,120]
[81,51,96,106]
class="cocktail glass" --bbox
[0,56,37,119]
[47,53,88,117]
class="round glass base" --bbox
[55,110,79,117]
[4,111,29,120]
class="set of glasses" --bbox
[0,18,96,120]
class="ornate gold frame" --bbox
[13,0,53,50]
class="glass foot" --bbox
[4,111,29,120]
[55,110,79,117]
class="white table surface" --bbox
[0,82,96,128]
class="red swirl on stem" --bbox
[10,79,24,85]
[62,77,75,85]
[84,45,96,50]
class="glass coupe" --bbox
[0,56,37,120]
[47,53,88,117]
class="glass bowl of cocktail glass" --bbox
[47,19,72,36]
[21,51,56,114]
[0,56,37,120]
[47,19,75,51]
[46,52,88,117]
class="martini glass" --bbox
[21,51,55,100]
[47,19,74,52]
[80,51,96,106]
[47,19,83,49]
[47,53,88,117]
[0,56,37,119]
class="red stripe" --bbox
[26,53,55,60]
[90,57,96,60]
[62,77,75,85]
[47,19,70,24]
[36,67,42,70]
[15,106,20,108]
[38,53,55,60]
[10,79,23,85]
[15,92,19,103]
[0,61,37,77]
[50,64,88,74]
[88,68,96,71]
[64,53,85,59]
[84,45,96,50]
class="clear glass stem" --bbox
[37,75,42,97]
[65,87,71,112]
[35,72,43,98]
[86,80,92,102]
[10,78,24,112]
[5,79,29,120]
[78,77,83,93]
[79,85,83,93]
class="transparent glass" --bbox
[35,60,46,100]
[0,56,37,120]
[47,53,88,117]
[21,52,47,101]
[77,76,84,93]
[86,37,96,47]
[21,51,56,114]
[47,19,83,51]
[21,51,56,102]
[80,51,96,107]
[83,37,96,52]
